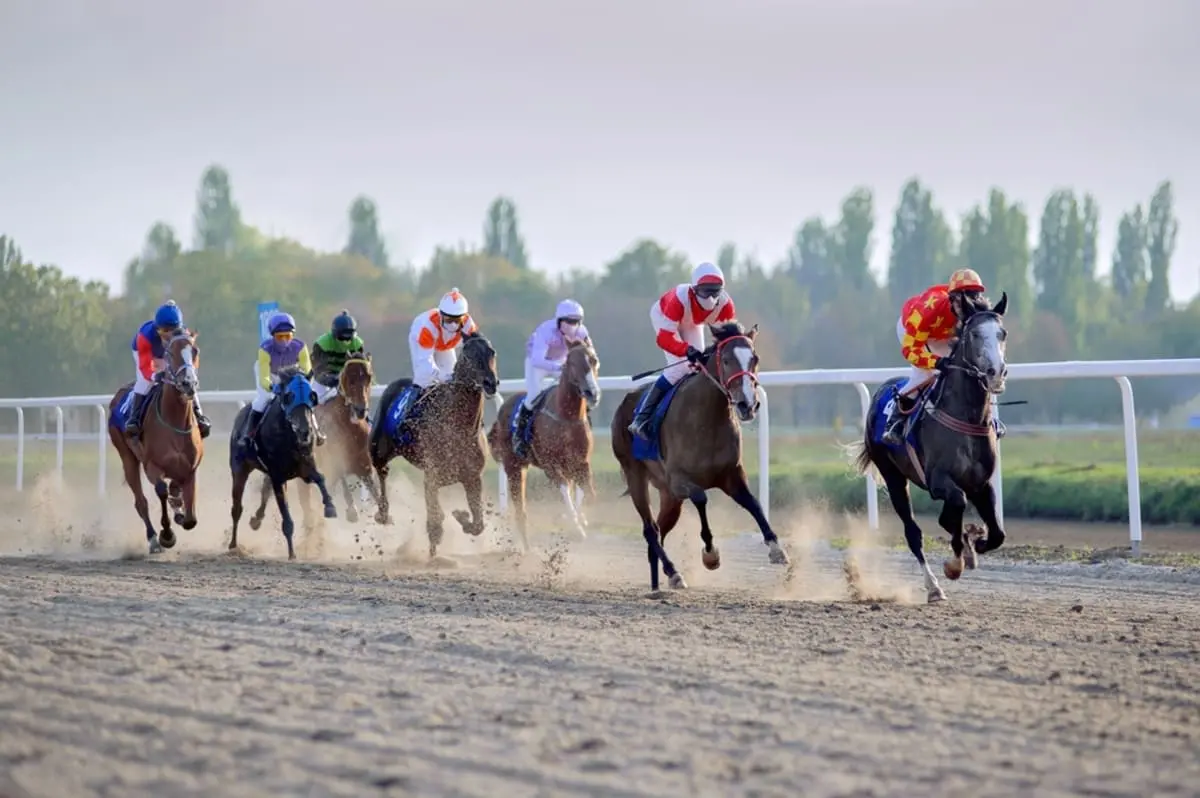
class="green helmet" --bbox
[332,309,357,342]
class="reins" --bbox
[924,311,1004,438]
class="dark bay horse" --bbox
[311,353,381,522]
[487,340,601,550]
[229,366,337,560]
[369,331,499,558]
[853,292,1009,603]
[108,330,204,555]
[611,321,789,591]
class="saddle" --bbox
[509,384,555,444]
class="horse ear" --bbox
[748,323,758,340]
[993,291,1008,316]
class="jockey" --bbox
[240,311,319,450]
[628,261,736,440]
[512,298,591,456]
[311,309,366,405]
[881,267,1000,445]
[407,287,478,392]
[125,300,211,440]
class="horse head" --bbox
[276,366,320,449]
[564,340,601,409]
[950,291,1008,395]
[705,321,761,422]
[338,352,374,422]
[163,331,200,399]
[455,331,499,396]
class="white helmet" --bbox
[690,262,726,310]
[555,298,584,321]
[438,287,469,318]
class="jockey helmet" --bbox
[948,268,986,294]
[555,298,584,324]
[154,301,183,332]
[438,288,469,332]
[332,309,357,341]
[268,312,296,337]
[690,261,726,309]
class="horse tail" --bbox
[851,439,873,476]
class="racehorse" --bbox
[369,331,500,558]
[228,366,337,560]
[311,353,381,522]
[108,330,205,555]
[853,292,1009,603]
[487,340,601,550]
[611,321,789,591]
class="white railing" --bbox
[2,357,1198,556]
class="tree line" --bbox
[2,164,1197,427]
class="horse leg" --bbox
[229,464,250,551]
[557,478,587,540]
[689,490,721,571]
[965,482,1006,557]
[174,474,198,531]
[374,463,393,525]
[423,475,446,558]
[721,468,789,566]
[304,464,338,520]
[249,474,271,531]
[451,470,485,538]
[505,463,530,552]
[655,489,688,589]
[575,461,596,528]
[153,478,177,550]
[928,469,968,580]
[340,474,359,524]
[628,468,678,592]
[122,453,160,554]
[878,460,944,602]
[269,476,298,561]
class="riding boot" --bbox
[124,393,148,439]
[192,396,212,439]
[881,393,917,446]
[628,377,671,441]
[512,404,534,457]
[240,409,264,452]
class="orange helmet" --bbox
[948,268,985,293]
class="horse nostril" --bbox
[986,367,996,377]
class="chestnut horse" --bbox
[611,321,789,591]
[487,340,601,550]
[309,353,381,523]
[108,330,204,555]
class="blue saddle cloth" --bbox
[507,385,555,445]
[382,384,426,447]
[868,380,928,456]
[632,376,690,462]
[110,384,158,430]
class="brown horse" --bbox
[369,331,500,558]
[487,340,601,550]
[611,321,789,591]
[309,353,381,523]
[108,331,205,555]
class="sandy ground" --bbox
[1,468,1199,798]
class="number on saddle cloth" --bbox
[383,384,424,447]
[507,385,554,445]
[111,384,159,430]
[631,375,691,463]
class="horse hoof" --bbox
[249,516,262,531]
[669,572,688,589]
[149,537,163,555]
[375,511,391,525]
[324,504,337,519]
[701,547,721,570]
[346,506,359,523]
[943,558,964,580]
[928,587,947,603]
[182,518,197,531]
[159,530,177,549]
[767,541,790,566]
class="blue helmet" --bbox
[268,312,296,335]
[154,301,183,330]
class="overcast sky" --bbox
[2,0,1197,301]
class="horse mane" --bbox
[277,364,307,382]
[710,320,748,341]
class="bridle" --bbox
[337,357,372,419]
[926,310,1006,437]
[697,334,759,404]
[159,332,198,392]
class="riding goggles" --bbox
[560,317,582,326]
[694,284,724,300]
[273,331,294,342]
[441,313,466,326]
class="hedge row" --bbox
[568,463,1200,526]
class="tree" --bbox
[785,217,839,308]
[830,186,875,291]
[193,165,242,254]
[1145,180,1178,315]
[1032,189,1088,346]
[344,196,389,268]
[888,179,954,303]
[959,189,1031,320]
[1111,205,1147,308]
[599,239,689,297]
[482,196,529,270]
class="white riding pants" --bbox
[523,358,556,409]
[131,351,155,396]
[251,384,275,413]
[662,326,706,385]
[315,382,339,405]
[896,317,952,395]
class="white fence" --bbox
[2,357,1199,556]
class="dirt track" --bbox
[3,472,1200,798]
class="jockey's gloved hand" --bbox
[933,357,950,372]
[685,346,704,364]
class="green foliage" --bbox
[344,196,389,268]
